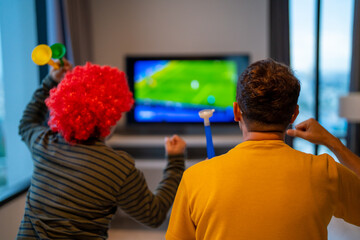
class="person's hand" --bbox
[286,118,336,147]
[50,58,72,83]
[288,118,360,177]
[165,135,186,156]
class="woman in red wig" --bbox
[17,59,186,239]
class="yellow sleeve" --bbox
[334,162,360,226]
[166,175,196,240]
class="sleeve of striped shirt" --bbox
[18,75,58,150]
[116,154,185,228]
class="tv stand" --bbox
[116,123,240,135]
[107,126,242,160]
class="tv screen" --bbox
[126,55,249,124]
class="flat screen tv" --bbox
[126,54,250,125]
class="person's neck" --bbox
[243,131,285,141]
[238,121,286,141]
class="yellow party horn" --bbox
[31,44,59,69]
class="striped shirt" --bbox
[17,76,185,239]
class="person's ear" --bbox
[290,105,299,124]
[233,102,242,122]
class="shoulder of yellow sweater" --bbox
[184,153,227,175]
[305,152,340,178]
[287,144,336,161]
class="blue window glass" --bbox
[0,27,5,189]
[289,0,317,154]
[0,0,39,202]
[290,0,354,155]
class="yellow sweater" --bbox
[166,140,360,240]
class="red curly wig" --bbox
[45,62,134,143]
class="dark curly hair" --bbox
[236,59,300,131]
[45,62,134,143]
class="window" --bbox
[289,0,355,156]
[0,28,5,188]
[0,0,39,203]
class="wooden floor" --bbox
[108,229,165,240]
[108,214,168,240]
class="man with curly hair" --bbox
[17,59,186,239]
[166,59,360,240]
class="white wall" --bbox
[89,0,269,69]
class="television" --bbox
[126,54,250,126]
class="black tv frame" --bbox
[124,54,250,134]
